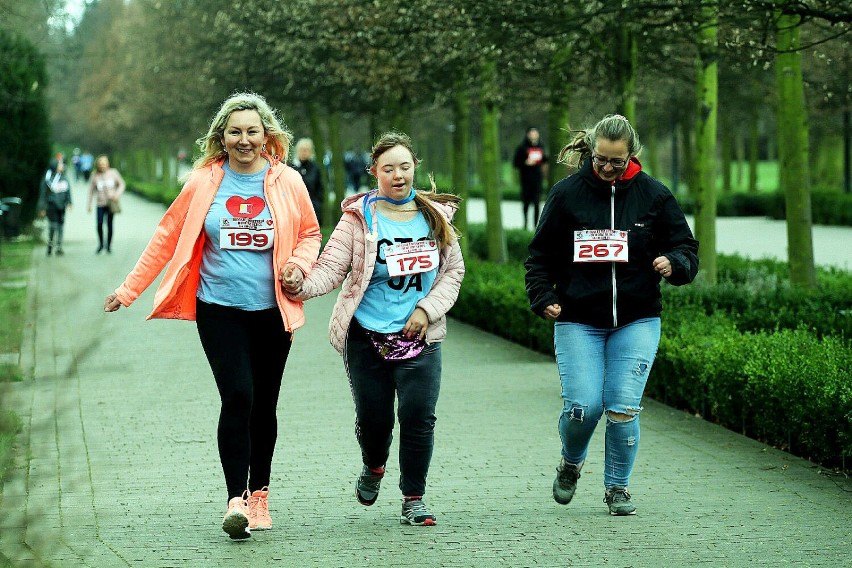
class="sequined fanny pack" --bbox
[363,329,426,361]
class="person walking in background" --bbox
[282,131,465,527]
[525,114,699,516]
[71,148,82,181]
[87,155,125,254]
[344,149,368,193]
[291,138,324,225]
[102,92,322,540]
[513,127,549,230]
[37,159,73,256]
[80,151,94,182]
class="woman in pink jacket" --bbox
[87,154,125,254]
[283,131,465,527]
[103,92,321,540]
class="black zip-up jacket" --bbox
[525,157,699,328]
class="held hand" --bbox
[543,304,562,321]
[38,210,46,218]
[279,263,304,294]
[653,256,673,279]
[104,293,122,313]
[403,307,429,340]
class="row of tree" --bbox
[6,0,852,288]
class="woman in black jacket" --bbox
[525,114,698,515]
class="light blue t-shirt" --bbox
[197,162,277,310]
[354,210,438,333]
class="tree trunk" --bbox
[775,12,817,289]
[721,130,732,194]
[749,112,759,192]
[734,130,745,190]
[480,59,506,263]
[307,103,332,228]
[681,120,696,195]
[328,111,346,225]
[693,3,719,284]
[548,45,572,189]
[451,85,471,257]
[844,110,851,194]
[614,29,638,123]
[644,124,660,179]
[671,118,680,194]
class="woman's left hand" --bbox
[280,263,304,293]
[653,256,673,278]
[403,307,429,340]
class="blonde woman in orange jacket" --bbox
[103,92,321,540]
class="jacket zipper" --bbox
[610,182,618,328]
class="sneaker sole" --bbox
[222,512,251,540]
[554,494,575,505]
[553,482,576,505]
[609,509,637,516]
[355,486,378,506]
[400,516,437,526]
[249,523,272,530]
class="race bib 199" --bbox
[573,229,628,263]
[385,240,439,277]
[219,217,274,251]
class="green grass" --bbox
[0,239,30,492]
[0,240,32,364]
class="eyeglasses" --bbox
[592,154,628,168]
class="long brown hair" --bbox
[370,131,461,249]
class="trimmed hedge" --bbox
[454,224,852,468]
[125,178,180,205]
[676,190,852,226]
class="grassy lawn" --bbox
[0,238,31,482]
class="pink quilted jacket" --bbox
[294,192,465,354]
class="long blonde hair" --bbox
[193,92,293,171]
[557,114,643,170]
[369,131,461,249]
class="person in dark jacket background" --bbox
[292,138,325,225]
[525,114,698,516]
[38,159,73,256]
[512,127,549,230]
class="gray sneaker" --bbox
[355,465,384,506]
[553,459,581,504]
[400,499,437,526]
[604,488,636,515]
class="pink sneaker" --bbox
[222,491,251,540]
[247,486,272,530]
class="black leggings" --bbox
[195,300,292,501]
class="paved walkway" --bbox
[0,180,850,567]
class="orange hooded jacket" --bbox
[114,157,322,332]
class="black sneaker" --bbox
[553,459,581,504]
[604,488,636,516]
[355,465,384,506]
[46,244,52,256]
[400,499,436,526]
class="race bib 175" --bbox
[385,240,439,277]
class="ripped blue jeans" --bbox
[554,317,660,489]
